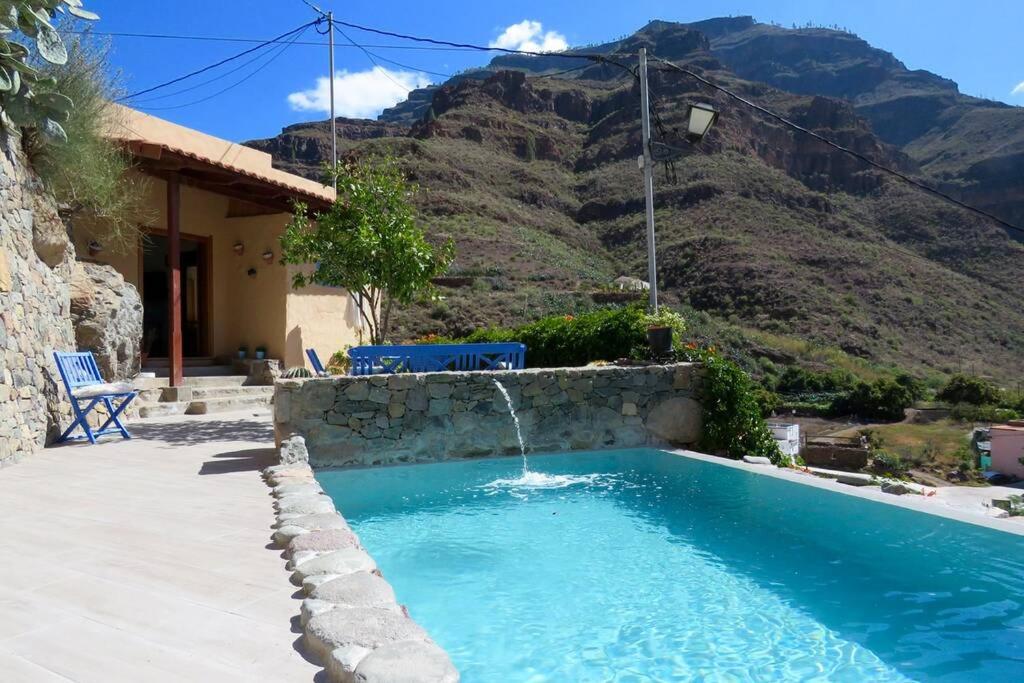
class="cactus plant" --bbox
[282,367,313,379]
[0,1,98,142]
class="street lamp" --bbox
[638,46,719,313]
[684,103,719,141]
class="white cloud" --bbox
[489,20,568,53]
[287,67,431,119]
[1012,81,1024,96]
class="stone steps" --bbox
[191,385,274,400]
[134,375,250,391]
[133,376,273,420]
[185,394,273,415]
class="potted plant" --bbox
[255,345,267,360]
[237,345,248,359]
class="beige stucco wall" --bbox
[285,265,364,369]
[71,173,357,365]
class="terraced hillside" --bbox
[246,19,1024,382]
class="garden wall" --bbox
[0,133,76,466]
[274,363,704,468]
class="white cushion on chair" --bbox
[72,381,134,398]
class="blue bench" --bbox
[349,343,526,375]
[53,351,138,444]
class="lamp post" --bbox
[637,47,718,312]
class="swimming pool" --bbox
[317,449,1024,681]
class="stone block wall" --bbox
[274,363,704,468]
[0,133,76,466]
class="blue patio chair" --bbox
[53,351,138,445]
[305,348,328,376]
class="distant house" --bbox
[768,422,800,457]
[990,421,1024,479]
[72,105,361,386]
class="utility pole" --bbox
[638,47,658,313]
[327,10,337,188]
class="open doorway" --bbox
[140,232,210,359]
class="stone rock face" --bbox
[0,132,76,466]
[275,364,705,468]
[645,397,703,445]
[69,261,142,381]
[352,639,459,683]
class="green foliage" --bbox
[949,403,1020,423]
[31,32,149,250]
[282,367,313,379]
[0,1,98,142]
[937,374,1000,406]
[680,346,783,463]
[280,156,454,345]
[328,348,352,375]
[831,376,918,421]
[444,305,649,368]
[773,366,854,394]
[870,450,909,477]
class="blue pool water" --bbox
[317,450,1024,681]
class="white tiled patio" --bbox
[0,409,317,682]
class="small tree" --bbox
[280,156,453,345]
[937,374,1000,406]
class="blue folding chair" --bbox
[305,348,327,375]
[53,351,138,444]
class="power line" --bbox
[136,24,312,112]
[333,25,450,84]
[116,20,320,102]
[60,28,473,51]
[649,55,1024,238]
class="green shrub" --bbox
[870,450,908,477]
[774,366,854,394]
[451,305,652,368]
[682,347,783,464]
[831,377,917,420]
[937,374,1000,406]
[949,403,1020,423]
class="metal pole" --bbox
[638,47,658,313]
[327,11,337,188]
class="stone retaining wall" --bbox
[0,133,76,465]
[274,363,704,468]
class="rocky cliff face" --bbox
[0,133,76,465]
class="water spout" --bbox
[492,379,528,473]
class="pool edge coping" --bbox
[665,448,1024,537]
[261,461,460,682]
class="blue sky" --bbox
[84,0,1023,142]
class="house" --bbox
[990,421,1024,479]
[71,105,362,387]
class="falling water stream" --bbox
[492,379,528,472]
[487,379,601,491]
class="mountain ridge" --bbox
[245,18,1024,382]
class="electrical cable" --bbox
[116,20,320,102]
[136,24,312,112]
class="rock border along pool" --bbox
[273,363,705,468]
[263,461,459,682]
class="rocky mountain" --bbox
[245,18,1024,382]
